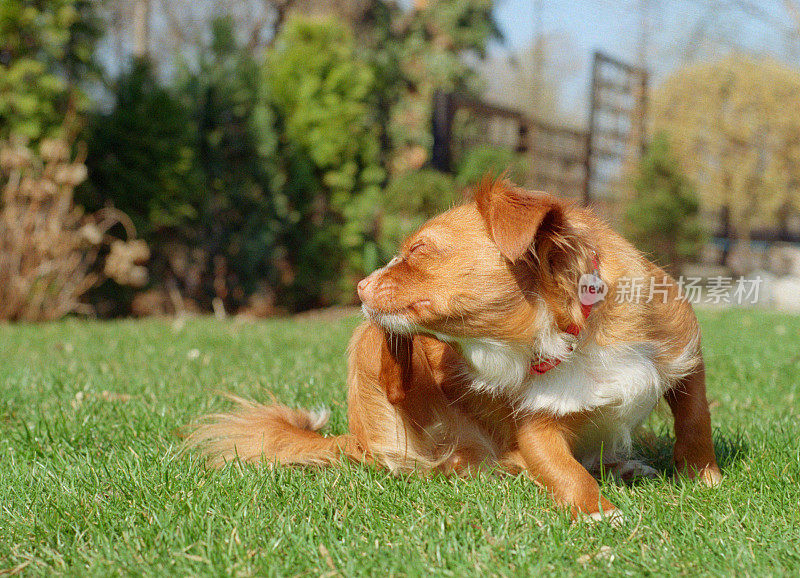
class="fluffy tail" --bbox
[182,396,362,468]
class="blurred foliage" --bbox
[11,2,501,316]
[266,16,385,305]
[362,0,500,175]
[623,133,705,274]
[0,0,103,141]
[267,16,382,195]
[455,144,526,190]
[176,17,282,308]
[83,59,202,237]
[84,20,283,312]
[80,58,205,313]
[379,169,458,256]
[652,55,800,239]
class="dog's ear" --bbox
[474,176,565,262]
[475,176,595,330]
[379,332,413,405]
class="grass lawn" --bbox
[1,309,799,576]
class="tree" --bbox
[85,19,288,312]
[178,16,284,308]
[623,133,704,274]
[360,0,500,175]
[652,55,800,239]
[0,0,103,140]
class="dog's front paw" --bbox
[676,461,723,487]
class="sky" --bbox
[486,0,800,121]
[491,0,797,61]
[493,0,646,56]
[101,0,800,123]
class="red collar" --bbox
[529,254,599,376]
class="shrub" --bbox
[175,17,282,310]
[82,59,202,238]
[623,133,705,274]
[0,0,103,141]
[264,16,386,306]
[84,27,283,313]
[0,132,147,321]
[80,59,204,313]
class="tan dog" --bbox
[185,177,720,521]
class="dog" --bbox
[185,177,721,522]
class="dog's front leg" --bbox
[665,359,722,486]
[516,413,619,521]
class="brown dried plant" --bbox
[0,132,149,321]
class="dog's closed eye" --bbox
[408,240,425,255]
[406,238,440,260]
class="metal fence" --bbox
[432,51,648,221]
[431,52,799,255]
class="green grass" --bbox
[1,310,799,576]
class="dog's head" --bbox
[359,177,597,344]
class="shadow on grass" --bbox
[619,429,749,485]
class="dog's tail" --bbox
[181,396,362,468]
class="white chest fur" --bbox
[457,336,685,463]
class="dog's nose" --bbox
[357,276,373,301]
